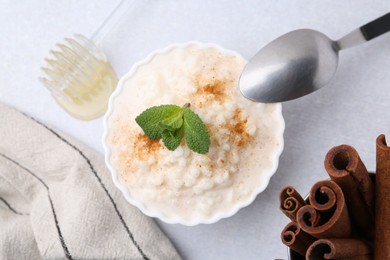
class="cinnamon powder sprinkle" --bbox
[201,80,226,103]
[194,74,228,103]
[225,109,252,147]
[132,133,162,160]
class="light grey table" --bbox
[1,1,389,259]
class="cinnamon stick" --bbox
[375,134,390,259]
[306,238,372,260]
[281,222,316,257]
[279,186,306,222]
[296,180,352,238]
[324,144,375,240]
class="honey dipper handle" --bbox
[90,0,135,45]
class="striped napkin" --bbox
[0,103,181,260]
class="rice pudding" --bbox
[106,43,284,223]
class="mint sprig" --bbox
[134,105,181,140]
[135,104,210,154]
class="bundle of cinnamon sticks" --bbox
[280,134,390,259]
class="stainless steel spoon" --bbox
[239,13,390,103]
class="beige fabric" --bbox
[0,103,181,260]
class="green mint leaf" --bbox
[159,109,184,131]
[182,108,210,154]
[135,103,210,154]
[161,127,183,151]
[135,105,182,140]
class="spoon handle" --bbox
[360,12,390,41]
[337,13,390,50]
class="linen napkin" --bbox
[0,102,181,260]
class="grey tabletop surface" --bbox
[1,1,389,259]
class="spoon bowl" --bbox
[240,13,390,103]
[240,29,339,102]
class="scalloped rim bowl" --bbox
[102,42,285,226]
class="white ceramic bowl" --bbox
[103,42,285,225]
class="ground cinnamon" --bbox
[375,134,390,259]
[324,144,375,240]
